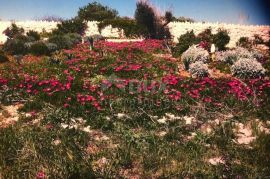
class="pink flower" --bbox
[162,75,179,86]
[36,171,46,179]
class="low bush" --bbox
[0,50,9,63]
[173,30,199,57]
[216,47,264,65]
[253,34,264,45]
[48,33,81,50]
[26,30,41,41]
[236,37,252,49]
[197,28,213,51]
[28,41,50,56]
[45,43,58,53]
[181,45,209,70]
[3,35,32,55]
[212,28,230,51]
[231,58,266,79]
[189,61,209,77]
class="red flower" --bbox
[36,171,46,179]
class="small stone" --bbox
[209,157,225,165]
[157,117,167,124]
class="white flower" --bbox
[231,58,266,78]
[189,61,209,77]
[181,45,209,67]
[216,47,264,64]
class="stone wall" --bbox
[0,21,269,47]
[168,22,270,48]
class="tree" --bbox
[135,0,171,39]
[3,23,24,39]
[163,11,173,26]
[52,18,87,36]
[135,0,156,38]
[78,1,118,21]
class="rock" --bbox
[208,157,225,165]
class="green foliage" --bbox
[26,30,41,41]
[0,50,9,63]
[172,16,195,23]
[3,35,33,55]
[53,18,87,36]
[48,33,82,50]
[98,18,147,38]
[29,41,50,56]
[197,28,213,50]
[135,0,156,38]
[0,121,94,178]
[40,28,51,39]
[236,37,252,49]
[253,34,264,45]
[164,11,173,26]
[135,1,171,39]
[173,30,198,57]
[78,1,118,21]
[212,28,230,51]
[3,23,24,39]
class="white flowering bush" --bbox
[231,58,266,79]
[189,61,209,77]
[216,47,264,65]
[181,45,209,70]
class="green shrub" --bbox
[172,16,195,22]
[48,33,81,50]
[3,35,32,55]
[3,23,24,39]
[29,41,50,56]
[0,50,9,63]
[26,30,41,41]
[236,37,252,49]
[78,1,118,21]
[197,28,213,50]
[253,34,264,45]
[52,18,87,36]
[45,43,58,53]
[173,30,199,57]
[98,18,147,38]
[67,33,82,44]
[212,28,230,51]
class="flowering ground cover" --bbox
[0,40,270,178]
